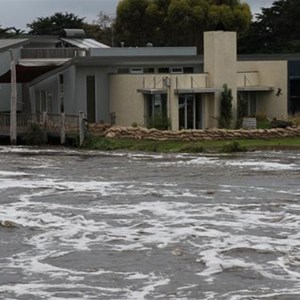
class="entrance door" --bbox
[86,76,96,123]
[179,94,203,129]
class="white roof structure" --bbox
[60,38,110,49]
[0,39,28,52]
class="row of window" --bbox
[118,67,194,74]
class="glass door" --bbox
[179,94,203,129]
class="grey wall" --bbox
[75,66,111,123]
[29,65,76,114]
[29,74,59,113]
[0,84,23,112]
[63,65,76,114]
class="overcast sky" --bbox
[0,0,275,31]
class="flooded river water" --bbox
[0,147,300,299]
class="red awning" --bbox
[0,65,57,83]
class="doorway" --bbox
[86,76,96,123]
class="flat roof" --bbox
[90,47,197,57]
[74,55,201,66]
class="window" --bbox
[178,94,203,129]
[238,92,257,116]
[144,68,155,74]
[170,67,183,74]
[145,94,167,127]
[158,68,169,74]
[183,67,194,74]
[130,68,144,74]
[35,91,52,114]
[118,68,129,74]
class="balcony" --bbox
[237,71,273,92]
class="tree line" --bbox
[0,0,299,54]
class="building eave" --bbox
[174,88,222,94]
[237,86,274,92]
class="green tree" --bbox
[0,26,24,38]
[84,11,114,46]
[27,12,85,35]
[115,0,251,49]
[219,84,233,129]
[239,0,300,53]
[115,0,150,47]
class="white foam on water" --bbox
[226,160,298,171]
[1,149,300,299]
[126,273,170,300]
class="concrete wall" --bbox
[237,71,259,87]
[110,75,145,126]
[237,61,288,119]
[204,31,237,127]
[109,74,210,129]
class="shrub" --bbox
[24,123,45,145]
[219,84,233,129]
[288,114,300,126]
[236,94,248,128]
[179,143,204,153]
[254,113,272,129]
[148,115,170,130]
[221,140,247,153]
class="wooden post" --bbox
[60,112,66,145]
[9,49,17,145]
[79,111,86,146]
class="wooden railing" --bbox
[0,112,86,145]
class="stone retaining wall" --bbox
[95,126,300,141]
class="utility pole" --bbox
[9,49,17,145]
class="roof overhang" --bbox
[19,58,69,67]
[238,86,274,92]
[137,88,167,95]
[0,64,59,83]
[174,88,222,94]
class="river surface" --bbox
[0,147,300,300]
